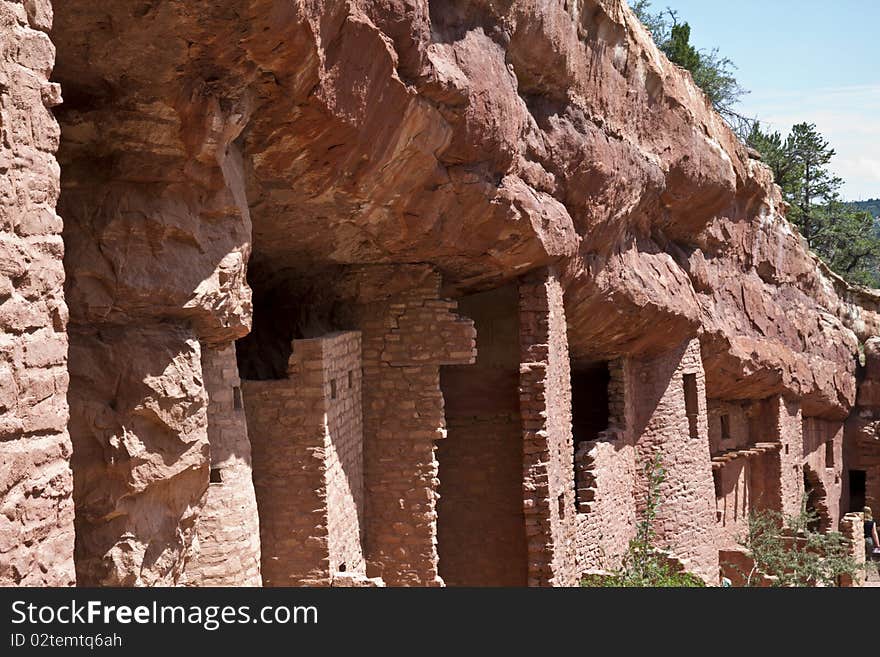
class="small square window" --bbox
[210,468,223,484]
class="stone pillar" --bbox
[629,338,719,584]
[772,396,805,517]
[0,0,75,586]
[518,268,578,587]
[183,344,261,586]
[838,512,865,587]
[351,266,475,586]
[244,331,368,586]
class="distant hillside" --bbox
[851,199,880,218]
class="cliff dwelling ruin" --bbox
[2,0,880,587]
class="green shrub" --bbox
[732,498,860,587]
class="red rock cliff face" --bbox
[0,0,74,586]
[0,0,875,585]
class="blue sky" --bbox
[650,0,880,200]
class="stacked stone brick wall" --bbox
[574,439,637,573]
[316,332,364,577]
[708,400,771,549]
[838,512,865,587]
[802,416,843,529]
[707,400,752,454]
[774,397,806,517]
[573,358,638,573]
[243,377,327,585]
[630,339,718,583]
[851,436,880,511]
[0,1,74,585]
[348,266,475,586]
[437,286,527,586]
[183,344,261,586]
[243,332,365,586]
[713,458,750,549]
[518,268,578,586]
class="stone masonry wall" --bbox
[183,344,261,586]
[708,400,761,549]
[774,397,806,518]
[713,458,750,549]
[317,332,364,578]
[630,339,719,583]
[0,0,74,586]
[243,332,364,586]
[574,358,637,574]
[707,401,752,454]
[803,416,843,530]
[350,266,475,586]
[437,286,527,586]
[243,373,326,586]
[519,268,578,587]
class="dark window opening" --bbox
[571,362,611,513]
[849,470,866,512]
[720,414,731,441]
[330,378,337,399]
[571,362,611,446]
[338,562,347,573]
[234,268,347,380]
[233,386,243,410]
[348,370,354,389]
[825,440,834,468]
[683,373,699,439]
[557,493,565,520]
[785,444,790,455]
[210,468,223,484]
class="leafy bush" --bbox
[734,500,860,587]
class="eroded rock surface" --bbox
[1,0,877,586]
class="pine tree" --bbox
[748,122,880,287]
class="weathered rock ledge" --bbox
[0,0,877,586]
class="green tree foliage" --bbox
[630,2,749,135]
[735,500,859,587]
[748,122,880,286]
[580,452,704,587]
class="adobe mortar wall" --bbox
[183,344,261,586]
[630,339,719,584]
[519,268,578,586]
[0,0,74,586]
